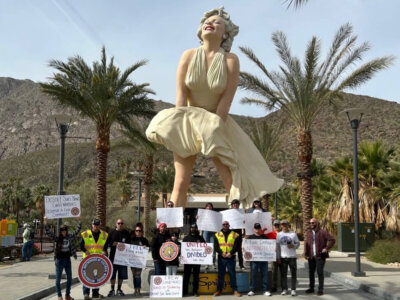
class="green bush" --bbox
[366,239,400,264]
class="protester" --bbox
[182,223,206,297]
[247,198,266,213]
[305,218,336,296]
[21,223,34,262]
[166,232,181,275]
[103,218,131,297]
[130,223,149,296]
[44,216,81,300]
[151,223,171,275]
[246,223,271,297]
[230,199,245,270]
[80,218,108,299]
[276,219,300,296]
[213,221,241,297]
[201,202,217,270]
[264,219,281,293]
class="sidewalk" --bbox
[1,245,399,300]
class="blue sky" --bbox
[1,0,398,117]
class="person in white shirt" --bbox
[276,219,300,296]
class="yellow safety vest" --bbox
[215,231,238,253]
[81,229,108,258]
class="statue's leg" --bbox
[211,157,233,193]
[170,153,197,207]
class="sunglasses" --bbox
[254,201,260,203]
[135,229,142,232]
[309,222,315,224]
[117,222,124,225]
[167,205,173,207]
[222,223,229,226]
[60,228,67,231]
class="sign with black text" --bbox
[45,195,81,219]
[180,242,213,265]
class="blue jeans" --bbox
[154,261,166,275]
[55,258,72,297]
[131,268,142,289]
[82,286,100,297]
[217,257,237,291]
[202,231,216,264]
[250,261,268,292]
[166,265,178,275]
[22,240,34,261]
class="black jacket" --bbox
[130,236,150,247]
[182,231,206,243]
[103,229,131,262]
[45,222,81,260]
[151,230,171,261]
[165,240,181,266]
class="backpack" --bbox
[29,229,35,240]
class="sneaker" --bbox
[281,290,287,295]
[305,288,314,294]
[107,290,115,297]
[116,290,125,296]
[317,291,324,296]
[264,291,272,296]
[213,291,222,296]
[291,290,296,296]
[234,291,241,297]
[83,295,91,300]
[248,291,255,296]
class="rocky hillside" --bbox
[0,77,399,192]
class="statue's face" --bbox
[202,15,225,40]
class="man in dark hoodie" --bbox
[182,223,205,297]
[304,218,335,296]
[151,223,171,275]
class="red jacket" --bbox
[305,221,335,259]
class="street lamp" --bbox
[274,193,278,220]
[342,108,366,277]
[129,170,145,223]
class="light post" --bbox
[343,108,366,277]
[130,170,145,223]
[274,193,278,220]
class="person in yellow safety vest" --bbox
[213,221,242,297]
[79,218,108,300]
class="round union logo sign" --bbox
[78,254,113,288]
[160,241,179,262]
[70,207,80,216]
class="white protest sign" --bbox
[113,243,148,269]
[180,242,213,265]
[243,239,276,262]
[156,207,183,228]
[150,275,183,298]
[244,212,272,234]
[45,195,81,219]
[220,209,245,229]
[196,209,222,232]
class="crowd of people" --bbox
[37,198,335,299]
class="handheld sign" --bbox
[243,239,276,262]
[78,254,113,288]
[156,207,183,228]
[196,209,222,232]
[150,275,183,298]
[160,242,179,262]
[180,242,213,265]
[220,209,245,229]
[244,212,272,234]
[113,243,148,269]
[45,194,81,219]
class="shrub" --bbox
[366,239,400,264]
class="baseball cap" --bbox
[254,223,262,229]
[92,218,101,225]
[280,219,289,225]
[273,220,281,225]
[231,199,240,205]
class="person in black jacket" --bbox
[103,218,131,297]
[130,223,149,296]
[182,223,206,296]
[166,232,181,275]
[231,199,245,269]
[44,216,81,300]
[151,223,171,275]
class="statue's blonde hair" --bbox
[197,6,239,52]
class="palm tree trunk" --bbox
[143,154,153,237]
[297,128,313,236]
[261,194,270,211]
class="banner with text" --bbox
[150,275,183,298]
[244,212,272,234]
[196,209,222,232]
[45,195,81,219]
[113,243,148,269]
[243,239,276,262]
[156,207,184,228]
[220,209,245,229]
[180,242,213,265]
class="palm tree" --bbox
[32,185,51,251]
[40,47,154,227]
[284,0,309,9]
[248,118,285,210]
[153,165,175,208]
[239,24,394,235]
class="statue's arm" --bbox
[216,52,240,121]
[176,49,195,107]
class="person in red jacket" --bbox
[304,218,335,296]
